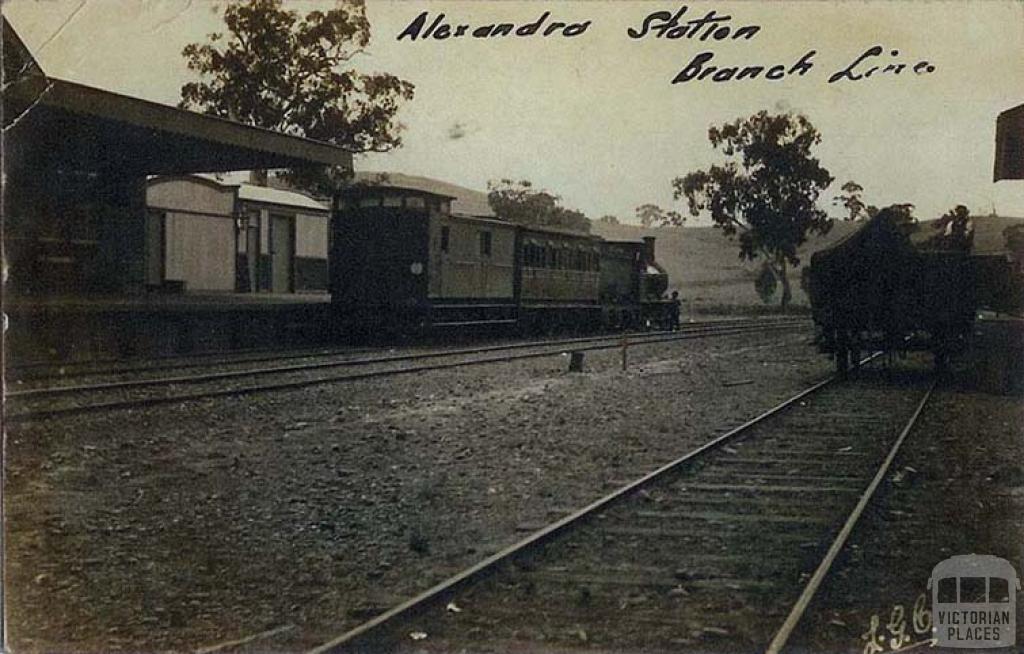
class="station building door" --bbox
[270,213,295,293]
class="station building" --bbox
[2,18,349,299]
[2,17,351,361]
[145,175,330,295]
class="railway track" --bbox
[8,317,791,386]
[6,343,384,384]
[6,318,806,421]
[306,360,937,654]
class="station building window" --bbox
[440,226,450,253]
[479,230,492,257]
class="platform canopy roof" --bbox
[2,18,352,177]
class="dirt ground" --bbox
[5,328,828,653]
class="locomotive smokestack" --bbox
[642,236,657,266]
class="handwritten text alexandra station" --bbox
[397,5,937,86]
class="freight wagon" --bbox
[806,208,1019,372]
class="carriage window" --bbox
[382,195,403,207]
[937,577,957,603]
[358,197,381,208]
[960,577,987,603]
[990,577,1010,602]
[479,231,492,257]
[440,226,450,253]
[406,196,426,209]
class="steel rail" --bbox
[7,323,805,422]
[10,316,794,383]
[764,377,937,654]
[10,319,805,400]
[9,319,806,421]
[304,356,878,654]
[7,344,382,382]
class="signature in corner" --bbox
[861,594,938,654]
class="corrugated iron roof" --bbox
[178,174,329,212]
[237,183,328,212]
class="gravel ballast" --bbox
[6,328,833,652]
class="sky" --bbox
[5,0,1024,226]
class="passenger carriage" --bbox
[330,180,676,338]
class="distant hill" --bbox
[591,215,1024,309]
[590,221,858,308]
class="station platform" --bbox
[4,293,335,366]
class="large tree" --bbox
[635,203,683,228]
[180,0,414,194]
[487,179,591,233]
[673,112,835,307]
[832,180,878,222]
